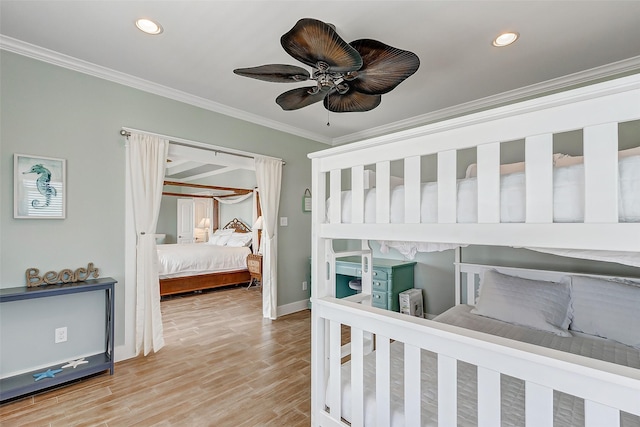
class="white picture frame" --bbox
[14,153,66,219]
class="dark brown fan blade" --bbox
[233,64,310,83]
[276,87,327,110]
[323,90,381,113]
[281,18,362,72]
[348,39,420,95]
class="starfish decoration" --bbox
[33,368,63,381]
[62,358,89,369]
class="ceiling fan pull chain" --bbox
[327,108,330,127]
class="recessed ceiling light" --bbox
[135,18,163,35]
[492,32,519,47]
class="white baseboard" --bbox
[277,299,310,317]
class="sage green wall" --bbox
[0,51,325,373]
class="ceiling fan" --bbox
[233,18,420,114]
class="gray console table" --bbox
[0,277,116,402]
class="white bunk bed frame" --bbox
[309,74,640,427]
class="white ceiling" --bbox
[2,0,640,148]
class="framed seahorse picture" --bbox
[14,154,66,219]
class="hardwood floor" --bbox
[0,286,311,427]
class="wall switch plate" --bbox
[302,281,308,290]
[280,217,288,226]
[55,327,67,343]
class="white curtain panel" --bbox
[128,133,168,355]
[255,156,282,319]
[252,188,260,254]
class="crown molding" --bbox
[0,35,332,145]
[332,55,640,145]
[2,35,639,148]
[311,72,640,159]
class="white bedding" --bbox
[157,243,251,279]
[333,155,640,224]
[331,305,640,427]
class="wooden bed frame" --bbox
[159,218,252,297]
[308,74,640,426]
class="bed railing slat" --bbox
[404,343,422,427]
[351,165,365,224]
[584,122,619,223]
[438,354,457,426]
[465,271,476,305]
[437,150,457,223]
[404,156,421,224]
[477,142,501,223]
[316,169,327,226]
[376,335,392,427]
[525,382,553,426]
[329,170,341,224]
[376,161,391,224]
[525,134,553,223]
[351,327,365,427]
[329,320,342,420]
[326,240,338,297]
[477,366,501,426]
[584,400,620,427]
[311,308,327,427]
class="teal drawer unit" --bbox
[335,257,416,311]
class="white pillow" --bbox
[206,229,234,246]
[207,234,232,246]
[207,228,232,241]
[471,269,573,336]
[570,276,640,348]
[226,232,252,247]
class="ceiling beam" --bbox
[168,144,254,170]
[181,166,239,182]
[165,160,202,176]
[163,180,252,194]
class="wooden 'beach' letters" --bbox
[25,262,100,287]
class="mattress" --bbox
[157,243,251,279]
[330,305,640,427]
[332,155,640,224]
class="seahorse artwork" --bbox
[23,164,57,208]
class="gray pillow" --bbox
[570,276,640,348]
[471,269,572,336]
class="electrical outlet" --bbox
[302,281,308,291]
[55,327,67,343]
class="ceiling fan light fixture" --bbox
[135,18,163,35]
[492,32,519,47]
[233,18,419,113]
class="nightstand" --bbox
[247,254,263,289]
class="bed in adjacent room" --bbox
[158,218,253,296]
